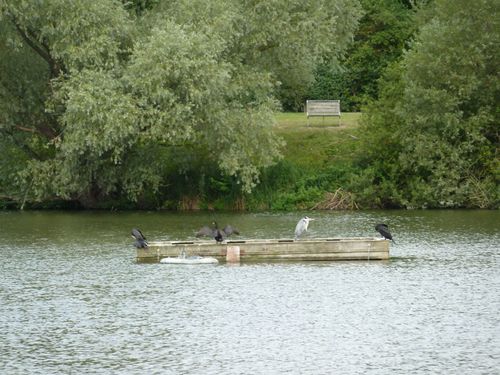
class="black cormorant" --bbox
[196,221,240,243]
[375,223,395,243]
[131,228,148,248]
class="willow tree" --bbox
[0,0,360,207]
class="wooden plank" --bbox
[242,252,389,261]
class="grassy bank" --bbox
[245,112,363,210]
[275,112,361,167]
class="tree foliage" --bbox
[307,0,420,111]
[0,0,361,207]
[357,0,499,208]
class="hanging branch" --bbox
[8,13,66,78]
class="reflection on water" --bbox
[1,210,499,374]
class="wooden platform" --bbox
[136,237,390,263]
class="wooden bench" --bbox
[306,100,341,126]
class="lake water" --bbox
[1,210,499,374]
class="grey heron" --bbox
[294,216,314,240]
[196,221,240,243]
[375,223,395,243]
[131,228,148,248]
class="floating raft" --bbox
[136,237,390,263]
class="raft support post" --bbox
[226,246,240,263]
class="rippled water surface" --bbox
[1,210,499,374]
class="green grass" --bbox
[274,112,362,169]
[275,112,361,130]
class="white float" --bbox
[160,251,218,265]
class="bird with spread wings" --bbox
[196,221,240,243]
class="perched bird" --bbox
[294,216,314,240]
[375,223,395,243]
[196,221,240,243]
[131,228,148,248]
